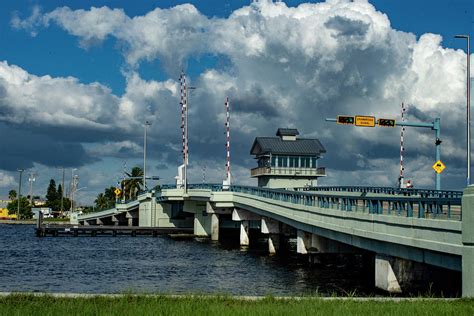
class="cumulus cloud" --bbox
[0,172,16,188]
[0,61,119,130]
[7,0,473,191]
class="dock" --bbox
[35,225,194,237]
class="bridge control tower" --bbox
[250,128,326,189]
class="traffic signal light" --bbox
[337,115,355,125]
[377,118,396,127]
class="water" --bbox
[0,224,374,295]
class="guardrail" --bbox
[302,185,463,199]
[157,184,462,220]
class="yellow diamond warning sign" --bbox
[114,188,122,197]
[432,160,446,174]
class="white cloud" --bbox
[0,61,119,130]
[7,0,473,190]
[0,172,16,188]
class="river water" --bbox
[0,224,376,295]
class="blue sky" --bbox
[1,0,470,95]
[0,0,472,202]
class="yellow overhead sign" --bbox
[355,116,376,127]
[114,188,122,197]
[432,160,446,174]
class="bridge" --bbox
[72,183,474,297]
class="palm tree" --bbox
[122,166,143,200]
[94,193,108,210]
[104,187,116,208]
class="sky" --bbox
[0,0,472,204]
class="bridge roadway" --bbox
[72,184,473,297]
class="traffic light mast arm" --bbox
[326,117,442,190]
[396,121,434,129]
[327,118,435,129]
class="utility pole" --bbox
[70,168,77,212]
[28,171,36,205]
[454,35,471,186]
[17,169,24,219]
[143,120,151,191]
[61,168,65,214]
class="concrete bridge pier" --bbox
[261,218,280,254]
[211,213,219,241]
[240,221,250,246]
[188,201,218,238]
[462,186,474,297]
[375,255,402,293]
[296,230,313,254]
[112,215,119,226]
[232,209,261,247]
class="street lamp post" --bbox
[17,169,24,220]
[455,35,471,186]
[143,121,151,192]
[70,168,77,212]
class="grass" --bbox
[0,294,473,316]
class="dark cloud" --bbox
[0,123,98,171]
[229,85,281,117]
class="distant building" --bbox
[32,207,53,219]
[0,200,16,220]
[250,128,326,189]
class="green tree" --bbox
[104,186,116,208]
[8,190,17,200]
[45,179,59,211]
[57,184,63,201]
[94,193,108,210]
[7,196,32,219]
[122,166,143,200]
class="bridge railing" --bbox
[228,185,462,221]
[301,185,463,199]
[157,183,461,220]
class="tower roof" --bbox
[276,128,299,137]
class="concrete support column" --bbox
[268,234,280,254]
[96,218,103,226]
[232,209,260,247]
[261,218,280,254]
[296,230,311,254]
[211,213,219,241]
[128,218,133,227]
[240,220,249,246]
[375,254,402,293]
[462,186,474,297]
[194,212,211,237]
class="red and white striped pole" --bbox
[399,102,406,188]
[225,97,231,185]
[179,71,188,190]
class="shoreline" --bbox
[0,292,464,301]
[0,220,69,225]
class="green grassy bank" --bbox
[0,294,472,316]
